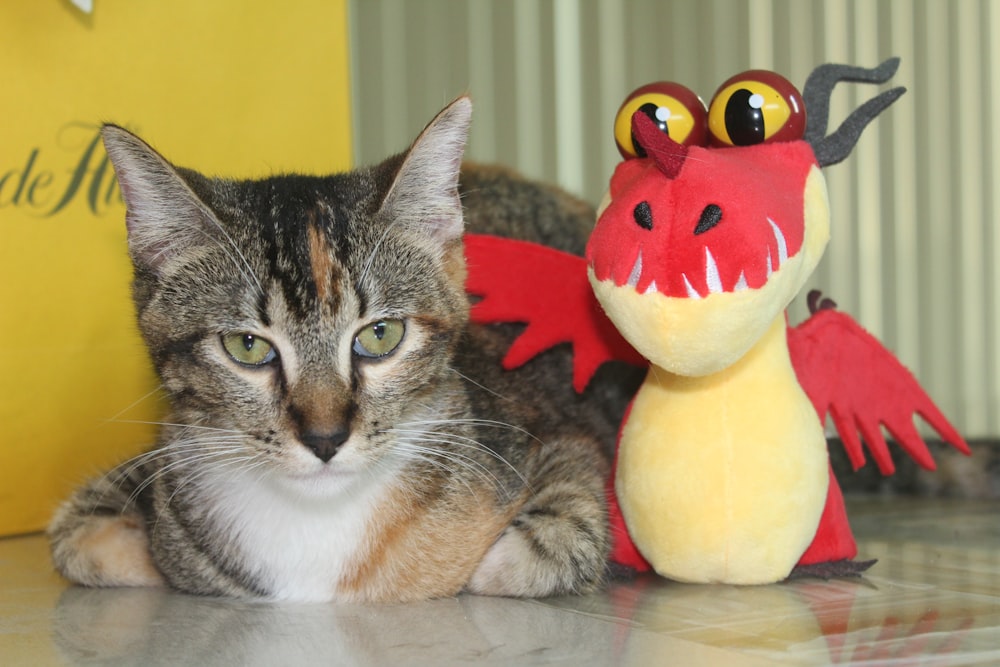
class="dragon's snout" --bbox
[632,201,723,237]
[695,205,723,235]
[617,216,790,300]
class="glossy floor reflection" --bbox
[2,497,998,666]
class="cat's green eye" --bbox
[221,333,277,367]
[353,319,405,359]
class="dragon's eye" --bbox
[614,82,707,158]
[707,70,805,147]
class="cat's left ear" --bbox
[379,96,472,249]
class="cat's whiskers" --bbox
[92,420,245,504]
[108,419,244,435]
[103,385,169,424]
[125,445,254,509]
[387,427,525,502]
[391,441,492,505]
[388,425,530,492]
[447,367,511,401]
[162,453,267,509]
[108,436,249,489]
[107,420,246,465]
[96,442,233,511]
[105,426,258,510]
[401,416,544,444]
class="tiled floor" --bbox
[2,497,998,666]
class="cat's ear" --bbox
[102,125,221,275]
[379,96,472,248]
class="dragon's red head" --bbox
[587,60,904,376]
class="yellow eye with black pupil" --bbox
[707,70,805,147]
[353,319,405,359]
[614,81,707,158]
[221,333,276,366]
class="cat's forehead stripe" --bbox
[307,221,339,308]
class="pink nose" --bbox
[631,111,688,180]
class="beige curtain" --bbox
[350,0,999,439]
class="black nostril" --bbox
[694,204,722,235]
[633,201,653,230]
[301,430,349,463]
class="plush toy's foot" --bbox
[797,467,859,565]
[605,561,641,582]
[787,558,877,581]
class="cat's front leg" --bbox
[48,470,164,588]
[466,439,609,597]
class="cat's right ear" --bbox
[102,125,220,275]
[378,96,472,254]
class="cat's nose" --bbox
[300,429,349,463]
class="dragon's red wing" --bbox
[464,233,644,392]
[788,304,969,474]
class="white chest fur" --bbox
[199,468,394,602]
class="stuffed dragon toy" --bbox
[464,58,969,584]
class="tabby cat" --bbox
[48,97,638,602]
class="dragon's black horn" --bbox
[803,57,905,167]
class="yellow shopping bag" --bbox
[0,1,352,536]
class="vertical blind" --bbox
[350,0,999,438]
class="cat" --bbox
[831,439,999,499]
[48,97,641,603]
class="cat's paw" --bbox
[466,526,549,597]
[51,513,164,588]
[466,510,604,598]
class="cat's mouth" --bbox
[287,466,348,479]
[275,447,364,484]
[275,464,360,497]
[285,450,362,476]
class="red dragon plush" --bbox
[464,59,969,584]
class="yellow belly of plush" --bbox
[616,318,829,584]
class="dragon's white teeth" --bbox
[705,247,723,294]
[768,218,788,267]
[643,280,658,295]
[683,273,701,299]
[626,251,643,288]
[668,222,785,297]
